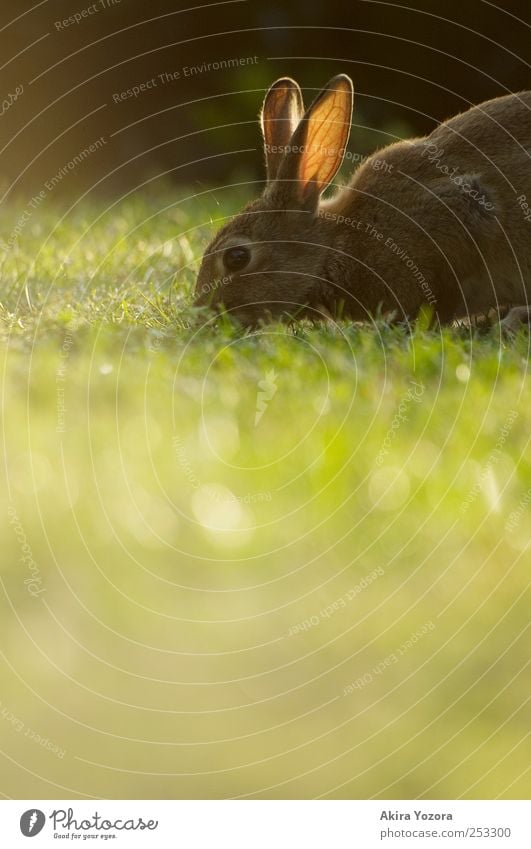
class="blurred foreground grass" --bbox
[0,192,529,799]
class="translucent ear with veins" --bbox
[273,74,354,208]
[298,75,353,195]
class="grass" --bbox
[0,189,529,800]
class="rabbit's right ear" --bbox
[261,78,304,183]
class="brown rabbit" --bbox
[195,74,531,330]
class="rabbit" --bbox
[194,74,531,331]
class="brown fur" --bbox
[195,76,531,328]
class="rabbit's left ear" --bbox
[261,78,304,183]
[275,75,353,208]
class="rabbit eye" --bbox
[223,245,251,272]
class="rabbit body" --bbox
[195,76,531,327]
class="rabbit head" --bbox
[194,75,353,326]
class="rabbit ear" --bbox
[275,75,353,208]
[261,78,304,182]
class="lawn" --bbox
[0,189,529,799]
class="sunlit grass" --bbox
[0,192,529,799]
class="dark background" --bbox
[1,0,530,199]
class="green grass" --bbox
[0,190,529,800]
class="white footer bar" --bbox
[1,800,529,848]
